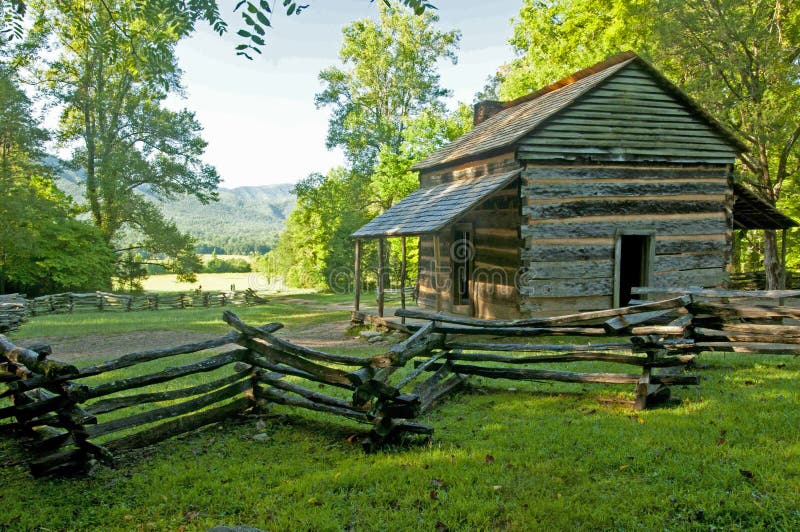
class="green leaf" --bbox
[236,51,254,60]
[234,0,246,12]
[260,0,272,13]
[252,23,265,36]
[235,44,249,50]
[283,0,291,6]
[247,2,258,13]
[236,29,252,38]
[256,11,271,27]
[250,35,266,46]
[287,3,296,16]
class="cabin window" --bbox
[614,233,654,307]
[451,223,474,308]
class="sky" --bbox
[169,0,524,189]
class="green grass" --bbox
[11,293,352,339]
[2,301,800,530]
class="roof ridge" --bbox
[501,51,639,110]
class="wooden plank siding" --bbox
[417,180,522,319]
[520,164,733,316]
[516,63,736,165]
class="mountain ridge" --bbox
[46,156,295,254]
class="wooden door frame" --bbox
[613,230,655,308]
[451,222,475,316]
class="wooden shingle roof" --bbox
[733,183,798,230]
[412,52,747,171]
[352,169,520,238]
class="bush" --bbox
[203,257,251,273]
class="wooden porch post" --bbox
[377,237,385,318]
[400,236,407,324]
[781,228,788,290]
[354,238,362,312]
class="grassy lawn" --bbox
[1,300,799,530]
[10,293,351,339]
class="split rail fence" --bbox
[2,288,799,477]
[0,289,271,326]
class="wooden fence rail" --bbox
[0,288,272,321]
[3,289,799,477]
[0,311,448,476]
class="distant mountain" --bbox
[47,157,295,254]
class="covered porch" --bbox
[351,170,521,320]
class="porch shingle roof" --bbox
[352,169,520,238]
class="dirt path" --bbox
[17,319,365,362]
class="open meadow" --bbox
[140,272,310,294]
[1,295,799,530]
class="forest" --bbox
[1,0,798,297]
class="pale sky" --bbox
[170,0,524,188]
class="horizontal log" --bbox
[633,287,800,299]
[105,396,252,452]
[526,180,727,199]
[223,311,375,367]
[604,309,678,333]
[525,259,614,280]
[88,380,250,439]
[694,342,800,354]
[255,386,370,424]
[445,341,633,352]
[86,350,248,399]
[244,353,354,391]
[655,253,727,272]
[418,362,642,384]
[238,337,356,387]
[655,238,729,255]
[523,165,726,182]
[408,323,608,337]
[709,323,800,336]
[693,327,800,344]
[522,243,614,261]
[77,327,280,378]
[254,371,367,412]
[413,362,454,399]
[86,371,251,415]
[523,200,724,219]
[689,302,800,321]
[520,278,613,298]
[0,335,78,378]
[523,216,726,239]
[521,295,612,316]
[654,268,725,288]
[443,350,695,368]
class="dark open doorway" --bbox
[452,223,473,312]
[615,234,652,307]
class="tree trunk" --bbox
[764,229,783,290]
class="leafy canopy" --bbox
[274,3,469,290]
[0,68,114,295]
[26,0,221,286]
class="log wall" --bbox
[417,155,522,319]
[520,164,733,316]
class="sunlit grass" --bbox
[10,292,353,339]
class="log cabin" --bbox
[352,52,796,318]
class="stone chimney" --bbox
[473,100,504,126]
